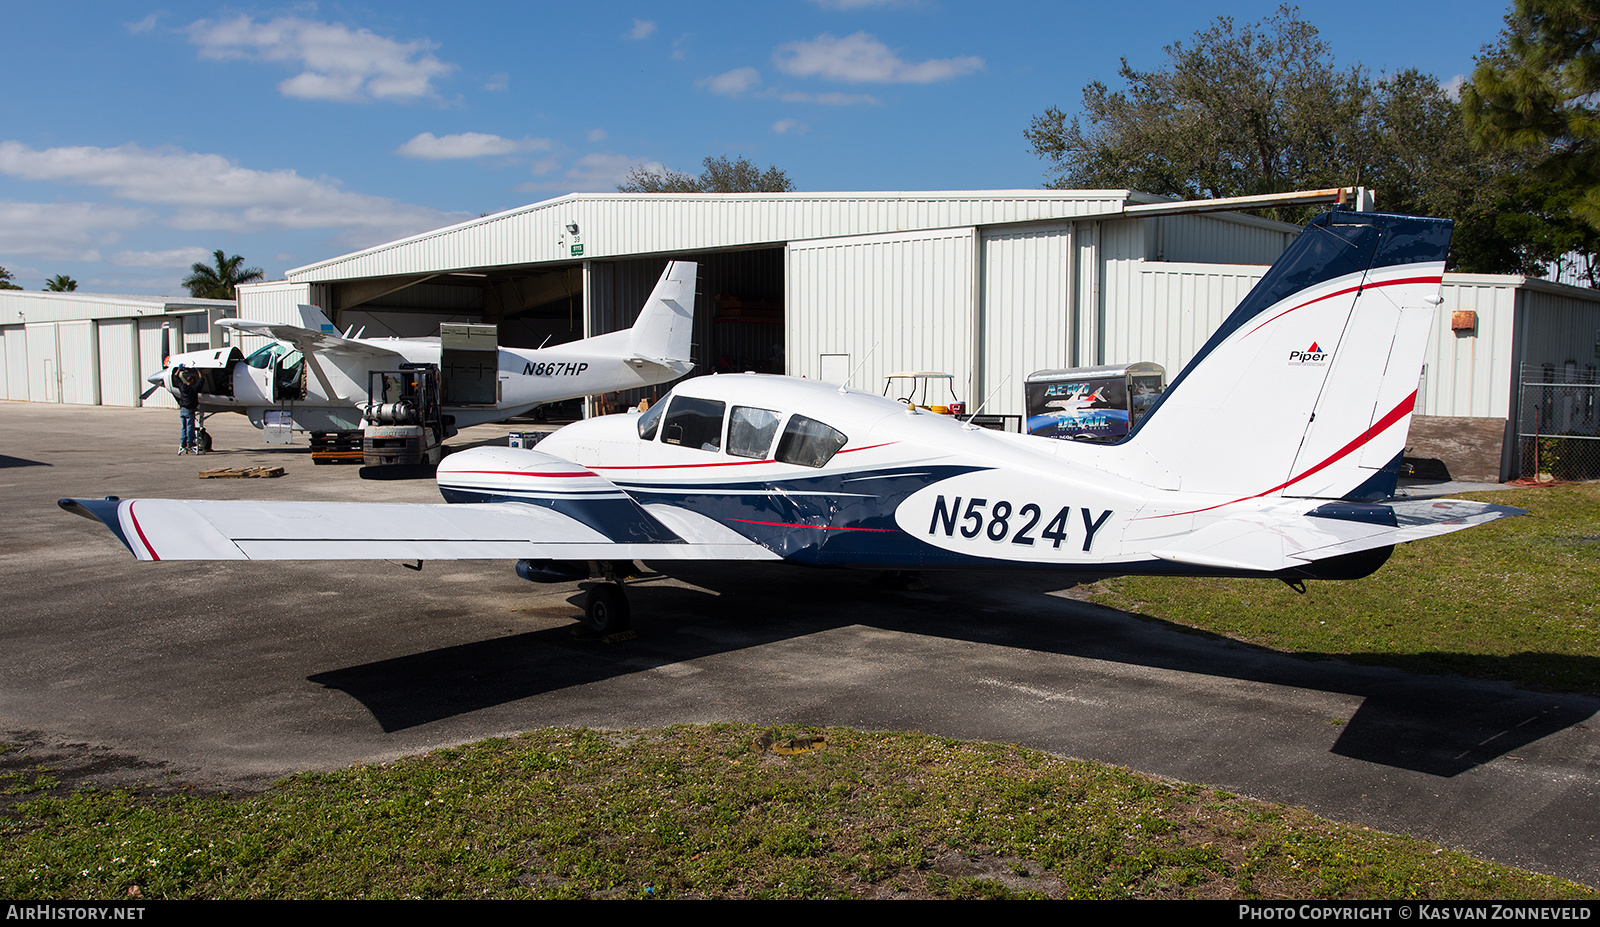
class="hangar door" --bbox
[787,227,977,396]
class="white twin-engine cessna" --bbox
[65,210,1522,633]
[148,262,698,434]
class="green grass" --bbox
[1090,483,1600,695]
[1,726,1592,900]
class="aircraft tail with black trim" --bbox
[1114,209,1452,503]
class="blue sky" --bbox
[0,1,1516,295]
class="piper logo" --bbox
[1288,342,1330,365]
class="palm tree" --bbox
[43,274,77,292]
[182,250,264,300]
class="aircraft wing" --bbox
[216,319,403,362]
[58,496,780,563]
[1149,499,1525,573]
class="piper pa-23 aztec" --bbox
[66,209,1522,634]
[149,261,698,434]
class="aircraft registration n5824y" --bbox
[65,210,1523,633]
[147,261,698,434]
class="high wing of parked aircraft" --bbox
[66,210,1523,634]
[148,262,698,433]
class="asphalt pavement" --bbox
[2,400,1597,887]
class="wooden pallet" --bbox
[198,466,285,479]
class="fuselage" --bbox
[435,373,1309,575]
[157,339,693,433]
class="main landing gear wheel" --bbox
[583,583,631,635]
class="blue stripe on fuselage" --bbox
[437,487,684,544]
[618,464,984,565]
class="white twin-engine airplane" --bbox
[149,262,698,434]
[66,210,1522,634]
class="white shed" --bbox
[0,292,233,408]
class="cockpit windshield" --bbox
[637,397,666,440]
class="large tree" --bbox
[1024,5,1537,273]
[182,250,264,300]
[618,155,795,193]
[42,274,77,292]
[1461,0,1600,283]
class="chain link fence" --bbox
[1518,363,1600,480]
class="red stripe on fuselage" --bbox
[726,518,898,532]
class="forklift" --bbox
[361,364,455,469]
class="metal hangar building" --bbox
[99,188,1600,482]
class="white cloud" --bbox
[1441,74,1467,102]
[628,20,657,40]
[773,32,982,84]
[185,14,456,102]
[702,66,762,97]
[125,13,160,34]
[772,119,808,134]
[485,72,509,91]
[587,128,608,143]
[396,132,552,160]
[0,201,149,261]
[0,142,466,246]
[111,247,213,269]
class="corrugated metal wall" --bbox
[3,326,26,400]
[288,191,1131,283]
[787,227,977,397]
[1148,214,1296,264]
[978,222,1075,416]
[1427,278,1521,419]
[1516,284,1600,374]
[1106,261,1268,377]
[232,280,321,357]
[137,319,177,408]
[95,319,139,407]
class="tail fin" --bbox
[627,261,697,364]
[1120,211,1451,501]
[296,304,337,333]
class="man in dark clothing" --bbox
[175,367,202,454]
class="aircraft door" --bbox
[274,349,305,403]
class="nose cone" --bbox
[147,369,168,386]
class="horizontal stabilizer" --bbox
[1151,498,1524,574]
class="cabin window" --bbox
[775,414,848,468]
[637,397,666,441]
[662,396,725,451]
[728,406,781,459]
[245,343,287,369]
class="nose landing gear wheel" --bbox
[583,583,631,634]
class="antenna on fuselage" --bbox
[960,375,1011,431]
[840,342,879,395]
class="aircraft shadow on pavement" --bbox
[307,564,1598,778]
[0,454,49,468]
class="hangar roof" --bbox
[284,189,1194,284]
[0,290,233,324]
